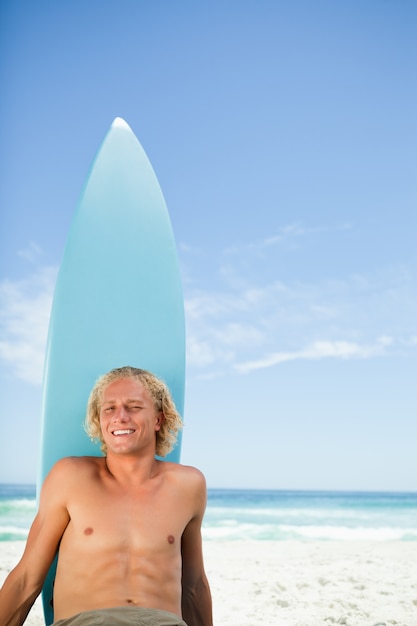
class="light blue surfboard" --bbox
[37,117,185,625]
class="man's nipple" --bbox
[167,535,175,544]
[84,527,94,535]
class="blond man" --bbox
[0,366,212,626]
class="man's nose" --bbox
[113,406,129,421]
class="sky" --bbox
[1,0,416,491]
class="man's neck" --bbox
[104,452,161,488]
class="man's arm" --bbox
[0,460,71,626]
[181,471,213,626]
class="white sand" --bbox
[1,540,417,625]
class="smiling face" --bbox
[99,377,163,457]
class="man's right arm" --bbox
[0,459,72,626]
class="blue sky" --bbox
[1,0,416,490]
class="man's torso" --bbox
[53,457,196,620]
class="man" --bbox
[0,366,212,626]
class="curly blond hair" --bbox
[85,366,183,457]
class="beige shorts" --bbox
[53,607,188,626]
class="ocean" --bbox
[1,484,416,542]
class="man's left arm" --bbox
[181,472,213,626]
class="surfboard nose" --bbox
[111,116,131,130]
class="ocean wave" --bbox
[0,525,30,541]
[279,524,417,541]
[202,522,417,542]
[205,506,378,520]
[0,499,37,511]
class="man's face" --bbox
[99,377,162,456]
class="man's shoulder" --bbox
[49,455,104,478]
[160,460,205,480]
[160,461,207,496]
[40,457,104,505]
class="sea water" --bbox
[0,484,37,541]
[1,484,416,542]
[204,489,417,541]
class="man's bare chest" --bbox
[62,481,188,553]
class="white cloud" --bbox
[222,221,353,257]
[17,241,43,264]
[182,233,416,378]
[185,292,263,370]
[0,266,57,384]
[187,335,234,369]
[235,336,394,374]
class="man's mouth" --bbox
[112,429,135,436]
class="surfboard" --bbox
[37,117,185,625]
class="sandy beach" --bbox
[1,540,416,626]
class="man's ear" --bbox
[155,411,165,431]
